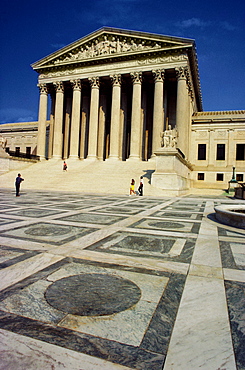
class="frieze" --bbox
[39,53,188,80]
[52,35,162,65]
[217,130,226,137]
[138,54,188,65]
[235,130,245,137]
[198,131,208,138]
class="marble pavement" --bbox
[0,189,244,369]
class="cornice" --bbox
[193,110,245,116]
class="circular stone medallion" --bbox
[45,273,141,316]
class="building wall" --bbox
[190,111,245,188]
[0,122,39,156]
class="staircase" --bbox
[0,158,168,196]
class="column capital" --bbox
[152,69,165,82]
[110,74,121,86]
[54,81,64,92]
[38,83,48,95]
[130,71,142,84]
[185,69,194,100]
[89,76,100,88]
[70,79,81,91]
[175,66,188,81]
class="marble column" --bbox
[70,79,82,159]
[63,95,72,160]
[80,96,89,159]
[87,77,100,159]
[52,81,64,159]
[48,92,55,159]
[120,92,127,161]
[37,83,48,160]
[152,69,164,155]
[97,94,107,161]
[130,72,142,160]
[176,66,189,158]
[109,74,121,160]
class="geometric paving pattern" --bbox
[0,189,244,369]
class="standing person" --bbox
[15,173,24,197]
[63,161,67,171]
[138,176,144,196]
[130,179,136,196]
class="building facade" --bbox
[0,27,244,190]
[31,27,202,163]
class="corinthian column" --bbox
[176,66,189,158]
[130,71,142,160]
[87,77,100,159]
[109,74,121,160]
[70,79,82,158]
[52,81,64,159]
[37,83,48,160]
[152,69,164,155]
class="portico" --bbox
[32,28,202,163]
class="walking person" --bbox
[63,161,67,171]
[130,179,136,196]
[15,173,24,196]
[138,176,144,196]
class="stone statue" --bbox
[0,135,7,149]
[161,125,177,148]
[0,135,9,158]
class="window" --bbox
[236,174,244,182]
[198,173,204,180]
[15,147,20,156]
[216,173,224,181]
[26,147,31,158]
[236,144,245,160]
[216,144,225,160]
[198,144,206,160]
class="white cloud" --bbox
[219,21,236,31]
[0,108,36,124]
[176,18,210,29]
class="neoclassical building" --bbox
[1,27,244,191]
[32,27,202,162]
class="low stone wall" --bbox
[214,205,245,229]
[0,157,37,174]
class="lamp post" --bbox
[228,166,238,194]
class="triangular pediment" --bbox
[32,27,194,70]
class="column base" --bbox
[107,156,120,161]
[86,156,98,161]
[68,156,80,160]
[38,155,47,161]
[127,155,141,161]
[51,156,62,160]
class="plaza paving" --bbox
[0,188,244,369]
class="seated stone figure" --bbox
[160,125,177,148]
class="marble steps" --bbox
[0,158,168,196]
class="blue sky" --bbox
[0,0,244,124]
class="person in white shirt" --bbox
[138,176,144,196]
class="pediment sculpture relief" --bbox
[53,35,163,65]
